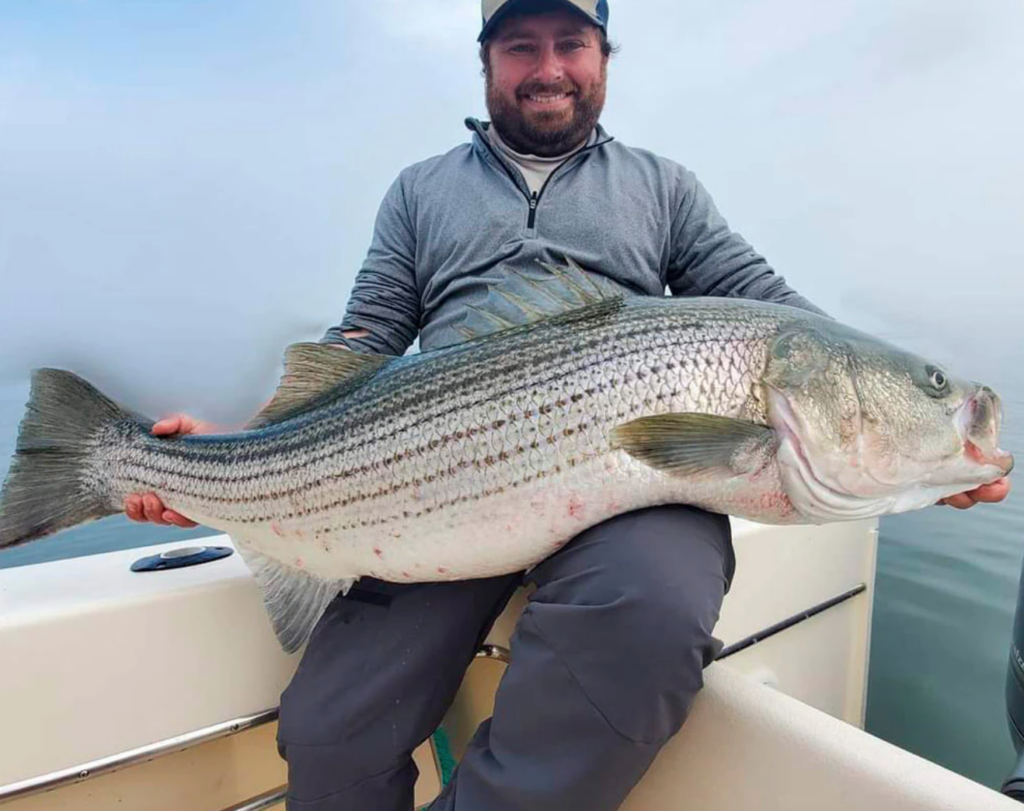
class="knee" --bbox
[528,582,726,745]
[528,511,732,744]
[278,685,415,800]
[277,661,414,779]
[619,584,725,735]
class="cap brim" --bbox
[478,0,606,42]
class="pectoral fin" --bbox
[611,413,778,477]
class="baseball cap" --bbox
[478,0,609,43]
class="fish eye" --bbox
[925,365,949,394]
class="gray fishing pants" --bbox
[277,504,735,811]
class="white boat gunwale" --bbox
[0,708,279,804]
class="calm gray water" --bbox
[1,373,1021,789]
[865,372,1024,790]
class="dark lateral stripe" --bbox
[116,303,771,501]
[324,314,706,434]
[135,390,625,510]
[137,320,642,467]
[312,317,719,440]
[715,584,867,660]
[135,304,719,470]
[133,333,694,485]
[127,406,611,522]
[216,440,607,526]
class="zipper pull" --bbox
[528,191,539,229]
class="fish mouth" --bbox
[965,440,1014,475]
[959,386,1014,476]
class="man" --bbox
[126,2,1010,809]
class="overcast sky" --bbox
[1,0,1022,424]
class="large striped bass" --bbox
[0,267,1013,651]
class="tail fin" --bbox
[0,369,136,548]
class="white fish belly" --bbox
[211,450,795,586]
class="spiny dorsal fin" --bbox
[465,304,517,332]
[246,342,390,429]
[458,256,620,341]
[612,413,779,478]
[493,288,549,322]
[538,256,608,305]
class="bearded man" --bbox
[125,1,1009,808]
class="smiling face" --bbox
[483,9,608,157]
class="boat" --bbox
[1,516,1019,810]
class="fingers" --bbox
[163,510,199,528]
[124,493,169,524]
[940,493,975,510]
[152,415,185,436]
[152,414,215,437]
[125,494,145,522]
[124,493,198,527]
[972,477,1011,503]
[142,493,170,525]
[939,477,1012,509]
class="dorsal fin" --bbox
[538,256,609,305]
[458,256,621,341]
[246,342,390,429]
[465,304,517,332]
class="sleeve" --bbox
[666,170,827,317]
[321,172,422,356]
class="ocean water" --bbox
[865,372,1024,790]
[1,372,1022,790]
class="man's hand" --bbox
[939,477,1011,509]
[124,414,215,528]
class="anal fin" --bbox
[237,546,355,653]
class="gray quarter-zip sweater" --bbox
[326,118,823,355]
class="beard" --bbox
[486,67,607,157]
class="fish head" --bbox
[762,324,1013,522]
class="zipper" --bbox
[523,139,610,229]
[476,126,613,230]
